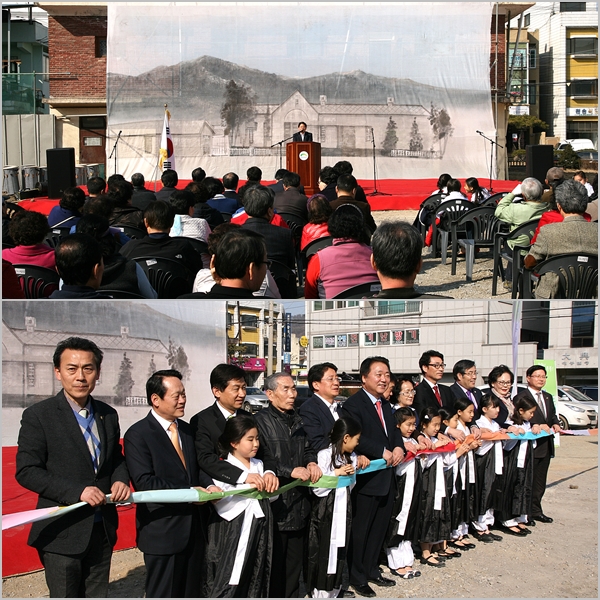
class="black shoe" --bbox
[351,584,376,598]
[368,576,396,587]
[472,532,494,543]
[338,590,356,598]
[502,526,528,537]
[525,519,536,526]
[488,532,503,541]
[535,514,553,523]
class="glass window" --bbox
[524,13,530,27]
[347,301,359,307]
[324,301,334,310]
[406,329,420,344]
[378,331,390,345]
[95,37,107,58]
[337,334,348,347]
[391,330,405,344]
[569,79,598,98]
[568,37,598,56]
[571,301,595,348]
[312,336,324,349]
[348,333,359,347]
[560,2,586,11]
[325,335,336,348]
[529,82,536,105]
[241,314,258,328]
[529,45,537,68]
[27,363,35,387]
[364,332,377,346]
[314,301,323,311]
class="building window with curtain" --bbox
[571,301,595,348]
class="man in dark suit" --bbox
[339,356,404,598]
[119,200,203,278]
[513,365,561,523]
[222,172,240,203]
[16,337,130,598]
[274,171,309,227]
[155,169,179,202]
[190,363,279,491]
[299,362,342,452]
[124,369,219,598]
[130,173,157,211]
[292,121,312,142]
[241,185,297,298]
[450,359,484,415]
[330,174,377,235]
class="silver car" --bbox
[243,387,269,413]
[556,386,598,430]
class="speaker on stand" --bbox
[46,148,76,198]
[525,145,554,187]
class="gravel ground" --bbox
[372,210,512,299]
[3,435,597,598]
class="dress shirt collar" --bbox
[528,386,544,398]
[65,395,91,415]
[363,388,380,404]
[423,377,438,390]
[150,408,177,431]
[216,401,237,420]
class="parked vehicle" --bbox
[576,150,598,161]
[243,386,269,413]
[294,386,312,408]
[556,386,597,429]
[556,138,596,152]
[573,385,598,402]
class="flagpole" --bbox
[154,103,168,191]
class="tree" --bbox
[220,79,257,146]
[409,118,423,152]
[382,117,398,154]
[428,103,454,155]
[147,354,157,379]
[166,337,191,381]
[114,352,135,404]
[508,115,549,150]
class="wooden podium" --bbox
[286,141,321,197]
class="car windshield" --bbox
[561,386,595,403]
[246,387,265,395]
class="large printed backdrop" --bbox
[107,2,496,180]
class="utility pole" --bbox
[267,301,274,376]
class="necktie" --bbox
[433,385,442,407]
[79,408,88,419]
[75,407,101,473]
[536,392,547,419]
[168,422,186,467]
[466,389,477,408]
[375,399,385,428]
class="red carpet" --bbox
[18,178,519,215]
[2,445,137,578]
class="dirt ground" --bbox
[3,435,597,598]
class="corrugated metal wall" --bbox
[2,114,55,168]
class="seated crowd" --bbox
[2,164,598,299]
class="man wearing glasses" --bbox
[513,365,561,524]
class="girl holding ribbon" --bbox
[306,417,361,599]
[202,414,276,598]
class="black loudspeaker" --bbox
[46,148,76,199]
[525,145,554,186]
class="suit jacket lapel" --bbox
[315,395,335,427]
[146,412,188,477]
[180,423,195,485]
[361,390,386,434]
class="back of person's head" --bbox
[202,176,225,198]
[169,190,196,215]
[371,221,423,279]
[87,176,106,195]
[465,177,481,191]
[333,160,353,175]
[60,187,86,212]
[520,177,544,202]
[436,173,452,190]
[246,166,262,182]
[207,222,242,255]
[546,167,564,185]
[210,363,246,391]
[107,174,125,187]
[274,168,289,181]
[223,172,239,190]
[54,233,102,285]
[213,228,266,280]
[144,200,175,231]
[108,180,134,207]
[75,214,115,256]
[336,173,357,194]
[8,210,50,245]
[244,185,274,218]
[307,194,333,224]
[328,203,365,241]
[446,178,462,193]
[191,167,206,184]
[82,194,113,219]
[146,369,183,404]
[161,169,178,188]
[319,166,338,186]
[419,350,444,373]
[131,173,145,187]
[282,171,301,189]
[555,179,589,214]
[184,181,208,204]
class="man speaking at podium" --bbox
[292,121,313,142]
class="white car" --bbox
[556,386,598,430]
[556,138,596,152]
[242,387,269,413]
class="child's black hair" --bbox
[480,394,501,411]
[217,413,258,458]
[329,416,361,469]
[512,395,537,425]
[394,406,417,426]
[419,406,440,431]
[438,407,456,424]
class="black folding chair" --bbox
[133,256,193,299]
[13,264,60,298]
[44,226,72,248]
[101,289,146,299]
[413,193,444,237]
[491,218,540,297]
[332,281,382,299]
[113,225,147,240]
[303,236,335,261]
[480,192,508,206]
[430,198,473,261]
[177,237,210,269]
[269,259,298,299]
[521,253,598,299]
[450,206,505,280]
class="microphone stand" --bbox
[367,127,390,196]
[108,130,122,175]
[476,130,503,194]
[271,135,295,171]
